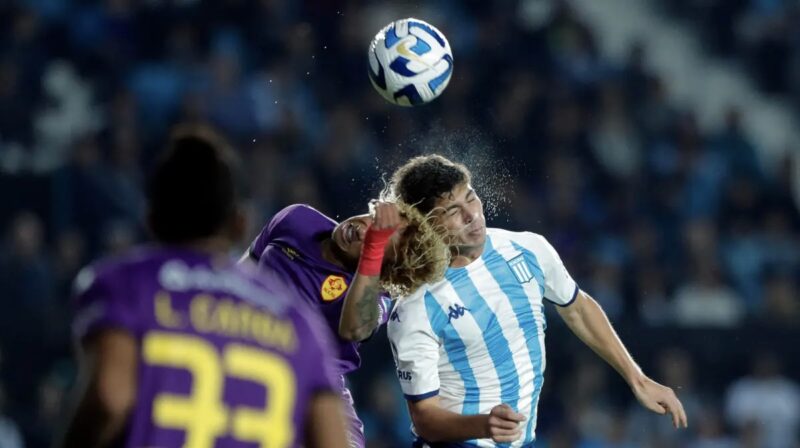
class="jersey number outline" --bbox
[143,331,296,448]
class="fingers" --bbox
[491,404,527,423]
[487,404,526,442]
[488,415,520,430]
[491,429,523,443]
[372,202,401,230]
[664,395,688,429]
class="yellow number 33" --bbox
[144,331,296,448]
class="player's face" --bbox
[332,214,404,264]
[431,182,486,250]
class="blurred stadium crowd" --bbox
[0,1,798,447]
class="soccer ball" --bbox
[368,18,453,106]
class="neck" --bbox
[449,244,483,268]
[320,236,357,271]
[182,235,232,255]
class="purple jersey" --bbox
[72,246,339,448]
[248,204,391,375]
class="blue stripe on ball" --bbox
[389,57,418,77]
[409,37,431,55]
[428,53,453,92]
[394,84,424,105]
[409,21,446,48]
[384,26,401,48]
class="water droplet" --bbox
[268,79,272,83]
[306,71,310,75]
[274,100,278,104]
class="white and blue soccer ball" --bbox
[368,18,453,106]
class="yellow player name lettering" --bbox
[154,291,185,329]
[189,295,297,352]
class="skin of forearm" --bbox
[339,274,382,341]
[558,292,643,384]
[411,405,490,442]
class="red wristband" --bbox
[357,226,396,276]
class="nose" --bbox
[462,208,476,224]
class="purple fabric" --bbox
[72,245,339,448]
[249,204,391,375]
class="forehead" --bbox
[434,182,473,207]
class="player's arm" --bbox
[305,391,349,448]
[339,202,400,341]
[407,396,525,443]
[556,290,688,428]
[60,329,137,448]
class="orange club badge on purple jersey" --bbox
[321,275,348,302]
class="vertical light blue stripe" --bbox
[441,238,518,447]
[424,291,480,416]
[486,240,547,444]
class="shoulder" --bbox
[259,203,336,246]
[273,204,335,228]
[487,228,558,257]
[486,227,543,247]
[388,288,435,338]
[73,246,162,297]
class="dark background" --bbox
[0,1,798,447]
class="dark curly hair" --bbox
[389,154,472,214]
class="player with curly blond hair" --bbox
[241,199,449,448]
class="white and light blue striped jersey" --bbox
[388,228,579,448]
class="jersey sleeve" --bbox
[387,296,440,401]
[529,234,579,306]
[377,292,392,327]
[247,204,306,262]
[71,263,139,342]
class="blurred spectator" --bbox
[627,348,703,447]
[688,406,738,448]
[0,1,796,446]
[672,258,745,327]
[759,271,800,327]
[0,381,24,448]
[725,353,800,448]
[589,82,642,182]
[359,371,413,447]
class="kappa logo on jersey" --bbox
[390,310,401,322]
[447,304,469,322]
[508,254,534,284]
[321,275,348,302]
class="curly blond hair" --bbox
[378,202,450,297]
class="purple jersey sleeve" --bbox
[71,263,139,342]
[377,293,392,327]
[248,204,310,262]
